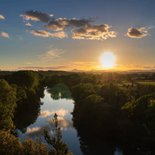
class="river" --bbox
[17,86,123,155]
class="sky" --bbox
[0,0,155,71]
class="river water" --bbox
[17,86,123,155]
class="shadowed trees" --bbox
[0,130,48,155]
[71,81,155,155]
[0,79,16,131]
[10,71,40,89]
[1,70,155,154]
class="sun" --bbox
[100,51,116,69]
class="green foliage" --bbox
[10,71,40,89]
[137,81,155,86]
[0,80,16,130]
[72,83,95,102]
[13,85,27,103]
[1,71,155,154]
[48,83,72,100]
[84,94,103,105]
[0,131,22,155]
[22,139,48,155]
[0,131,48,155]
[0,72,73,155]
[44,114,73,155]
[99,83,127,108]
[13,86,43,131]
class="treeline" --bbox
[42,71,155,154]
[0,71,72,155]
[0,70,155,155]
[70,77,155,155]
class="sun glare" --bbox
[100,51,116,69]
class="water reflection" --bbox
[48,83,72,100]
[114,148,123,155]
[16,84,124,155]
[14,89,43,132]
[17,85,83,155]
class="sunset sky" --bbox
[0,0,155,71]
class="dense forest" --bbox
[0,71,72,155]
[0,70,155,155]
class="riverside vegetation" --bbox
[0,70,155,155]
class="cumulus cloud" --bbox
[22,10,116,40]
[0,14,5,20]
[72,24,116,40]
[26,126,53,136]
[40,109,68,118]
[46,18,69,31]
[46,18,92,31]
[25,22,32,27]
[29,30,67,38]
[21,10,53,22]
[27,127,41,134]
[0,32,9,38]
[127,27,148,38]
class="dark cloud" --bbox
[46,18,68,31]
[127,27,148,38]
[69,18,92,27]
[72,24,116,40]
[21,10,53,22]
[22,10,116,41]
[46,18,92,31]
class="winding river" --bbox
[17,85,123,155]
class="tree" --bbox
[10,71,40,89]
[72,83,95,102]
[44,114,73,155]
[0,79,16,130]
[0,131,22,155]
[22,139,48,155]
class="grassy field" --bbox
[137,81,155,86]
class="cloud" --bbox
[40,109,68,118]
[29,30,67,38]
[0,14,5,20]
[127,27,148,38]
[46,18,69,31]
[26,126,53,136]
[18,60,98,71]
[0,32,9,38]
[21,10,53,22]
[46,18,92,31]
[72,24,116,40]
[39,48,64,63]
[18,66,67,71]
[25,22,32,27]
[69,18,92,27]
[22,10,117,41]
[27,127,41,134]
[25,61,32,65]
[44,49,64,58]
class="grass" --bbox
[137,81,155,86]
